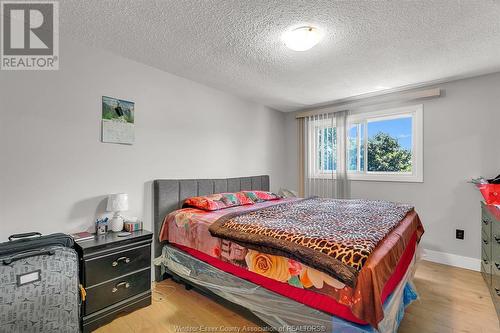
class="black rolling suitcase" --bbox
[0,232,80,332]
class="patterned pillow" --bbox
[241,191,281,203]
[183,192,254,211]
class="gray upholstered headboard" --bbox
[152,175,270,281]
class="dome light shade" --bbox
[282,26,323,51]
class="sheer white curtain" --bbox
[301,110,351,199]
[335,110,351,199]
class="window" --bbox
[347,122,364,172]
[309,105,423,182]
[366,116,412,173]
[317,126,336,172]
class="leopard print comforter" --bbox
[209,197,414,287]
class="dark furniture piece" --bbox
[481,202,500,321]
[75,230,153,332]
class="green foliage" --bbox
[102,101,134,124]
[367,132,412,172]
[102,103,115,120]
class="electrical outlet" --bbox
[456,229,464,240]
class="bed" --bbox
[152,175,423,333]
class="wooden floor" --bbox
[96,260,500,333]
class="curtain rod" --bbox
[295,88,441,119]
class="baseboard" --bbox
[422,248,480,271]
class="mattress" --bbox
[159,198,423,327]
[156,244,419,333]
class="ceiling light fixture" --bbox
[282,26,323,51]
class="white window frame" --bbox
[308,117,337,177]
[309,104,423,183]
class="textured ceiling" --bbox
[61,0,500,111]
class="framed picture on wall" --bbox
[101,96,135,145]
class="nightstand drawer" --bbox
[85,243,151,286]
[85,268,151,315]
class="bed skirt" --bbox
[155,244,418,333]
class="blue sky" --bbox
[368,117,412,150]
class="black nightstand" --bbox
[74,230,153,332]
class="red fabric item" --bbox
[381,232,417,301]
[172,231,418,325]
[183,192,254,211]
[479,184,500,205]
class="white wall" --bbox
[285,72,500,262]
[0,38,287,240]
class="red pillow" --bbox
[241,191,281,203]
[183,192,253,211]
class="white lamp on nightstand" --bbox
[107,193,129,232]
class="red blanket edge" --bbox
[171,231,417,326]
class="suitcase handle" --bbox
[2,249,55,265]
[8,232,42,241]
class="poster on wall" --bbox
[101,96,135,145]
